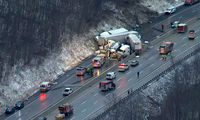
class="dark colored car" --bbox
[38,117,47,120]
[5,106,15,114]
[15,101,24,110]
[130,60,139,67]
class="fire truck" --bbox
[159,41,174,55]
[55,103,73,119]
[92,56,105,68]
[177,23,188,33]
[184,0,199,5]
[99,81,116,91]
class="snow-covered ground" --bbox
[0,0,184,115]
[142,0,184,14]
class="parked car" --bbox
[130,60,139,67]
[106,72,116,80]
[165,7,176,14]
[63,88,73,96]
[5,106,15,114]
[15,101,24,110]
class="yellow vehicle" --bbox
[55,114,65,120]
[188,30,195,40]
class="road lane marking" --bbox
[117,78,121,81]
[127,71,131,74]
[128,79,131,82]
[82,109,87,113]
[105,93,110,97]
[81,100,87,105]
[117,86,121,89]
[93,93,98,96]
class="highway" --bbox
[2,3,200,120]
[45,18,200,120]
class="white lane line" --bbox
[94,100,98,105]
[196,36,199,39]
[183,36,187,39]
[93,93,98,96]
[105,93,110,97]
[81,100,87,105]
[128,79,131,82]
[82,109,87,113]
[117,86,121,89]
[117,78,121,82]
[165,75,171,79]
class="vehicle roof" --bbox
[178,23,187,26]
[120,45,130,51]
[119,63,128,66]
[107,72,115,74]
[100,80,112,84]
[65,88,71,90]
[76,66,85,69]
[40,82,49,85]
[108,28,128,35]
[127,34,141,43]
[93,56,101,60]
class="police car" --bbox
[106,72,116,80]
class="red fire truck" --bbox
[177,23,188,33]
[99,81,116,91]
[159,41,174,55]
[184,0,199,5]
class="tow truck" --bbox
[188,30,195,40]
[99,81,116,91]
[159,41,174,55]
[118,63,129,72]
[55,103,73,119]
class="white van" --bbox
[106,72,116,80]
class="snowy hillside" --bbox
[0,0,184,114]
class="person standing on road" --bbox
[137,72,140,79]
[162,24,164,32]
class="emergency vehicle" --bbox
[184,0,199,5]
[92,56,105,68]
[188,30,195,39]
[55,103,73,119]
[106,72,116,80]
[99,81,116,91]
[159,41,174,55]
[176,23,188,33]
[118,63,129,72]
[39,82,51,92]
[76,66,86,76]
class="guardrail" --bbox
[92,40,200,120]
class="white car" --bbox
[63,88,73,96]
[165,7,176,14]
[118,63,129,72]
[106,72,116,80]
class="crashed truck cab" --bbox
[39,82,51,92]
